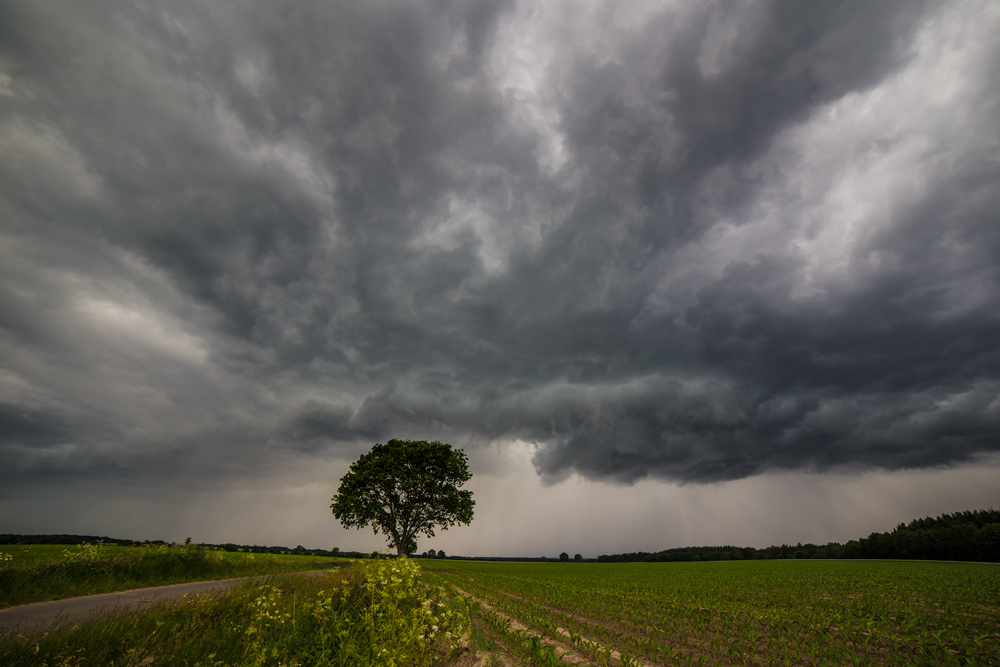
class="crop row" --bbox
[421,570,593,666]
[424,559,1000,666]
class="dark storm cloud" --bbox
[1,0,998,488]
[0,403,70,449]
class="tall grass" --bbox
[0,543,341,609]
[0,557,469,667]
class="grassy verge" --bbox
[0,557,470,667]
[0,543,344,609]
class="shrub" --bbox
[242,556,468,666]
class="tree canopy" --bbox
[330,439,475,556]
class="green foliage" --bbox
[976,522,1000,561]
[0,542,340,609]
[559,552,569,562]
[0,558,469,667]
[331,439,475,556]
[242,557,468,667]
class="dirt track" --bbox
[0,569,334,636]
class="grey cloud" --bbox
[0,403,71,450]
[275,397,393,453]
[1,0,998,492]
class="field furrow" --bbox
[424,559,1000,667]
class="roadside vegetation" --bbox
[0,542,341,609]
[425,558,1000,667]
[0,556,469,667]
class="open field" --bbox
[423,558,1000,667]
[0,543,344,609]
[3,554,998,666]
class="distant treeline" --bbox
[598,508,1000,563]
[0,534,131,546]
[0,535,371,559]
[213,543,370,558]
[7,507,999,564]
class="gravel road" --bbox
[0,570,334,636]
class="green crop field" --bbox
[3,554,998,666]
[423,558,1000,667]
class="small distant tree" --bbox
[331,439,475,556]
[403,536,418,556]
[539,556,547,562]
[427,548,437,558]
[574,554,582,562]
[437,549,446,559]
[559,552,569,562]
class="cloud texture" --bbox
[2,0,999,499]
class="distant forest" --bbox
[597,508,1000,563]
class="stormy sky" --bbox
[2,0,999,556]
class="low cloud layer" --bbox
[2,0,999,499]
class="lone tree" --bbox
[331,439,475,556]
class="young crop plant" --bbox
[423,558,1000,667]
[429,573,584,667]
[464,607,528,665]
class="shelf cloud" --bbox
[2,0,999,511]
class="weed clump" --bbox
[242,556,468,666]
